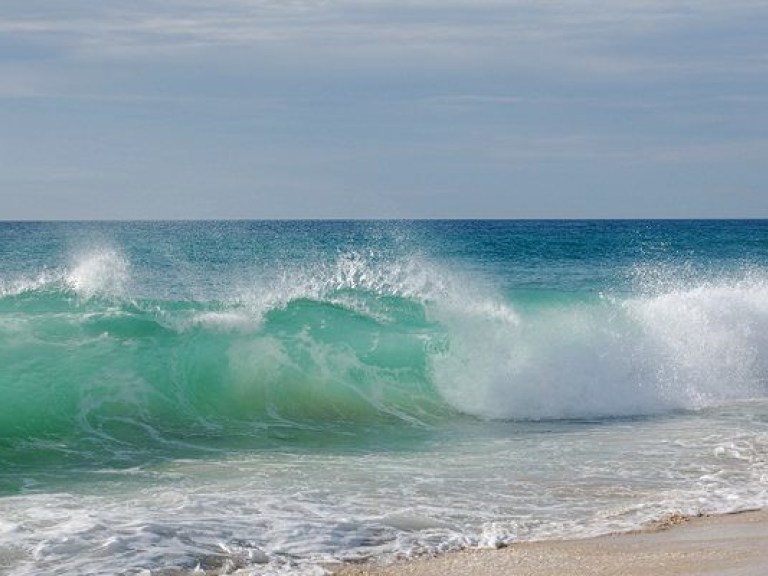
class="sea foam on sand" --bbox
[332,509,768,576]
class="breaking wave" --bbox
[2,246,768,458]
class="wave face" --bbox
[2,220,768,460]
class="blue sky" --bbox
[1,0,766,219]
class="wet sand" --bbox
[332,509,768,576]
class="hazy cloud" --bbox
[0,1,766,218]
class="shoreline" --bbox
[331,509,768,576]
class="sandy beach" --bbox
[332,510,768,576]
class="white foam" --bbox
[4,407,768,574]
[66,248,130,299]
[1,247,132,300]
[626,278,768,404]
[431,277,768,420]
[0,270,58,298]
[169,310,260,333]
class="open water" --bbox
[1,220,768,574]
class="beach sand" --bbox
[332,510,768,576]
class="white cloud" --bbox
[1,1,764,58]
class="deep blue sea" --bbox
[2,220,768,574]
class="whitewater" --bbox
[1,220,768,575]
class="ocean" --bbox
[1,220,768,575]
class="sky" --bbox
[0,0,767,219]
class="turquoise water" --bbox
[2,220,768,574]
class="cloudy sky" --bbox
[1,0,766,219]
